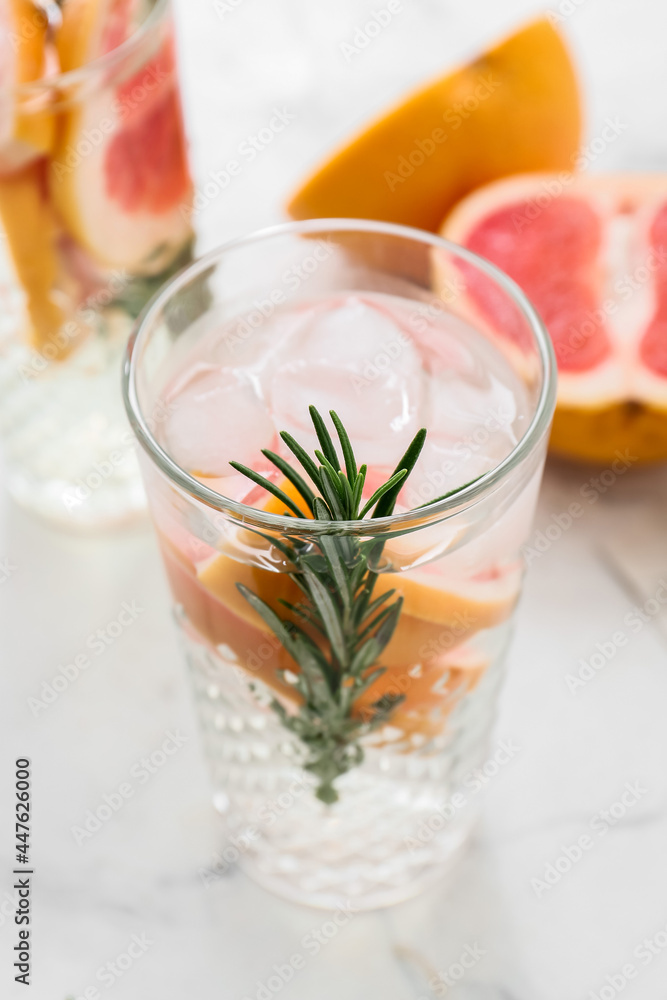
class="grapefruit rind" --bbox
[56,0,136,71]
[287,18,581,233]
[0,0,64,350]
[0,0,55,171]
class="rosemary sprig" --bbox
[229,407,438,803]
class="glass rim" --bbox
[123,217,557,537]
[9,0,170,99]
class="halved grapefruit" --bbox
[287,18,581,233]
[50,16,193,275]
[441,172,667,463]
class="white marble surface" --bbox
[3,0,667,997]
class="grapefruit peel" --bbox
[287,17,582,232]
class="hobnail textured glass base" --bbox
[0,308,145,529]
[178,608,508,910]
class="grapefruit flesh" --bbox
[287,18,581,232]
[441,173,667,463]
[105,50,192,215]
[50,32,193,273]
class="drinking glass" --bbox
[123,219,556,909]
[0,0,193,527]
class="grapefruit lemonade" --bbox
[124,221,555,908]
[0,0,192,525]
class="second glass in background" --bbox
[0,0,193,527]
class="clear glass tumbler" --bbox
[0,0,193,527]
[123,219,556,909]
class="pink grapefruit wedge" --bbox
[441,172,667,463]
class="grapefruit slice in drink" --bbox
[56,0,138,71]
[50,9,193,274]
[0,0,55,172]
[353,646,488,745]
[441,172,667,463]
[0,1,66,348]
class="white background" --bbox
[2,0,667,998]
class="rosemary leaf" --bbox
[318,535,351,611]
[372,427,427,519]
[356,602,397,644]
[302,567,348,670]
[232,409,429,802]
[358,468,408,519]
[280,431,323,491]
[318,465,346,519]
[414,475,484,508]
[338,470,355,519]
[329,410,357,482]
[309,405,340,470]
[229,462,305,519]
[261,449,316,513]
[312,497,332,521]
[371,596,403,654]
[236,584,333,708]
[351,465,367,516]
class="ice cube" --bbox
[401,369,526,507]
[267,296,424,468]
[425,369,520,444]
[163,367,275,477]
[165,305,310,403]
[208,308,309,380]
